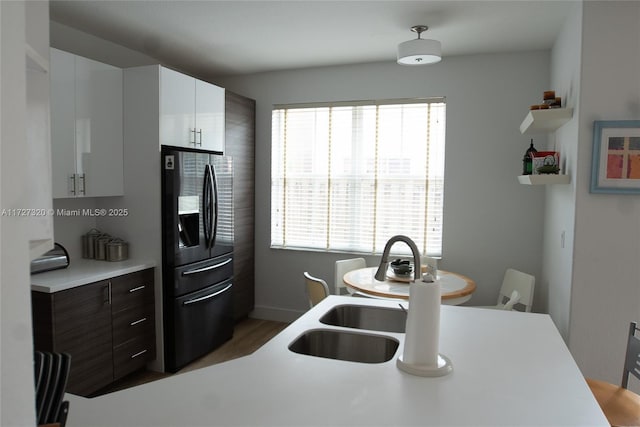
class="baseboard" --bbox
[250,305,304,323]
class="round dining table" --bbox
[343,267,476,305]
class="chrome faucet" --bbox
[374,235,422,282]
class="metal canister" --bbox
[106,239,129,262]
[82,228,102,259]
[94,234,111,260]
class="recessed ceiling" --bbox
[49,1,574,78]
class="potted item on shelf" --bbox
[531,151,560,175]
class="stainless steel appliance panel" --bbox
[161,147,234,268]
[169,254,233,298]
[164,279,233,372]
[30,243,70,274]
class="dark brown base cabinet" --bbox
[32,268,156,396]
[225,90,256,320]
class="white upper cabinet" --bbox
[50,49,76,198]
[160,66,224,152]
[50,48,123,198]
[195,79,225,152]
[159,66,195,149]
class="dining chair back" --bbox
[496,268,535,312]
[501,290,521,311]
[334,258,366,295]
[304,272,330,308]
[586,321,640,427]
[35,351,71,427]
[35,351,52,423]
[475,268,535,312]
[622,321,640,389]
[421,256,439,277]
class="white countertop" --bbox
[30,258,156,293]
[64,296,607,426]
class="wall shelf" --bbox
[519,108,573,134]
[518,174,570,185]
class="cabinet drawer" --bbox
[113,335,156,380]
[111,268,154,312]
[112,304,155,347]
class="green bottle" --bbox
[522,139,537,175]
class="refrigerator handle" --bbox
[181,258,232,276]
[202,164,212,245]
[183,283,232,306]
[209,163,219,250]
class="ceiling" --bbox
[49,1,575,78]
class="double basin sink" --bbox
[288,304,406,364]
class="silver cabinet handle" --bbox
[79,173,86,195]
[196,129,202,146]
[182,258,231,276]
[103,281,112,305]
[190,128,197,145]
[128,285,146,293]
[70,174,76,196]
[130,317,147,326]
[130,349,147,359]
[183,283,232,306]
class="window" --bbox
[271,98,446,256]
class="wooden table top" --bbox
[343,267,476,302]
[586,378,640,427]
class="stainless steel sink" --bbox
[288,329,399,363]
[319,304,407,333]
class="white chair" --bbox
[421,256,439,277]
[304,272,330,308]
[479,268,535,312]
[334,258,366,295]
[501,290,521,310]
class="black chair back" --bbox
[34,351,71,426]
[622,322,640,389]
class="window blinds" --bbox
[271,99,446,256]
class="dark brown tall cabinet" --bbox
[225,90,256,320]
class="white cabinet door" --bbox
[160,66,195,148]
[195,80,224,153]
[50,48,123,198]
[75,55,123,197]
[50,48,76,198]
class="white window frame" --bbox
[271,98,446,257]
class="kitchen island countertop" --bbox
[65,296,607,426]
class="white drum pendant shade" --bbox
[397,38,441,65]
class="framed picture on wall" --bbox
[591,120,640,194]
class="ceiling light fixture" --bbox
[397,25,442,65]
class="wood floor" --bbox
[93,318,288,396]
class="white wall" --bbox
[219,52,550,321]
[1,1,47,424]
[568,1,640,392]
[546,2,582,340]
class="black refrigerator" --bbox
[161,146,234,373]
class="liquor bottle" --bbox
[522,139,537,175]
